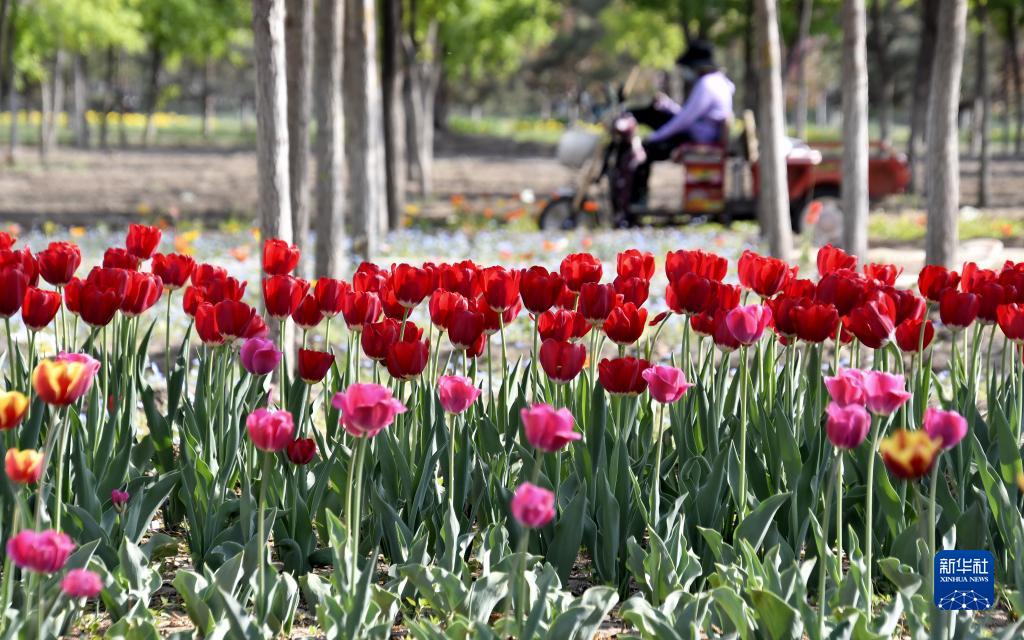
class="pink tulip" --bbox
[825,402,871,449]
[6,529,75,573]
[725,304,772,346]
[824,369,867,407]
[520,403,580,453]
[861,371,912,416]
[240,337,282,375]
[61,568,103,598]
[923,407,968,449]
[332,383,407,438]
[245,408,295,452]
[510,482,555,528]
[437,375,481,414]
[55,351,101,401]
[111,489,130,509]
[641,365,693,404]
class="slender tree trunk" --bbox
[754,0,793,260]
[743,0,759,114]
[793,0,813,140]
[1007,7,1022,157]
[285,0,313,274]
[41,51,65,165]
[841,0,869,258]
[381,0,406,229]
[201,58,214,140]
[1,0,15,164]
[869,0,895,145]
[924,0,967,268]
[72,54,89,148]
[100,47,115,150]
[976,5,990,208]
[908,0,939,193]
[252,0,294,247]
[6,84,16,164]
[0,0,11,103]
[343,0,385,257]
[142,44,162,148]
[313,0,344,276]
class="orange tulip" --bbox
[5,448,43,484]
[32,360,94,406]
[0,391,29,430]
[879,429,942,480]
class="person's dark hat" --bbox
[676,40,716,69]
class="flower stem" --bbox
[864,414,881,614]
[817,451,837,638]
[737,346,748,519]
[257,451,270,618]
[652,401,665,527]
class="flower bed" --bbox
[1,228,1022,638]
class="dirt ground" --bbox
[1,132,1022,226]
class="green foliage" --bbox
[599,1,686,69]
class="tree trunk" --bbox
[201,58,214,140]
[313,0,345,277]
[924,0,967,268]
[754,0,793,260]
[72,54,89,148]
[0,0,11,103]
[841,0,869,259]
[285,0,313,274]
[100,47,115,150]
[1007,6,1022,157]
[743,0,759,114]
[404,22,440,201]
[908,0,939,193]
[793,0,813,140]
[381,0,406,229]
[6,84,16,164]
[869,0,895,146]
[343,0,385,257]
[252,0,294,248]
[142,44,162,148]
[976,5,989,208]
[41,51,65,165]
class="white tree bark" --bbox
[841,0,869,259]
[313,0,345,277]
[793,0,814,140]
[252,0,294,248]
[285,0,313,274]
[343,0,386,258]
[754,0,793,260]
[72,54,89,148]
[976,7,990,208]
[924,0,967,268]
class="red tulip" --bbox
[479,266,521,312]
[815,269,866,316]
[121,272,163,316]
[793,303,839,343]
[126,224,162,260]
[766,296,803,338]
[559,253,602,292]
[37,242,81,287]
[863,263,902,286]
[385,339,429,380]
[378,285,408,320]
[103,247,141,271]
[975,282,1012,324]
[438,260,480,298]
[314,278,349,317]
[195,303,225,345]
[429,289,469,330]
[151,253,195,290]
[0,266,29,318]
[341,290,382,331]
[895,318,934,352]
[478,296,521,335]
[537,308,590,342]
[0,232,14,250]
[997,303,1024,342]
[690,311,716,337]
[519,266,563,313]
[613,275,649,306]
[538,339,586,382]
[78,283,121,327]
[286,438,317,465]
[939,288,979,330]
[665,249,727,282]
[262,238,300,275]
[86,266,131,303]
[196,275,246,304]
[816,243,857,276]
[598,357,651,395]
[603,302,648,345]
[918,265,959,302]
[361,318,421,361]
[63,278,82,316]
[711,309,741,351]
[0,248,37,287]
[263,275,309,320]
[214,300,263,342]
[297,349,335,383]
[390,263,433,308]
[844,299,895,349]
[191,263,228,287]
[783,277,817,299]
[352,262,388,293]
[738,250,794,298]
[448,308,485,350]
[555,285,579,310]
[291,295,324,330]
[21,288,61,331]
[616,249,655,280]
[667,273,715,315]
[578,283,620,326]
[884,287,926,324]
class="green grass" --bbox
[868,212,1024,244]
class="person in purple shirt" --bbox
[625,41,735,219]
